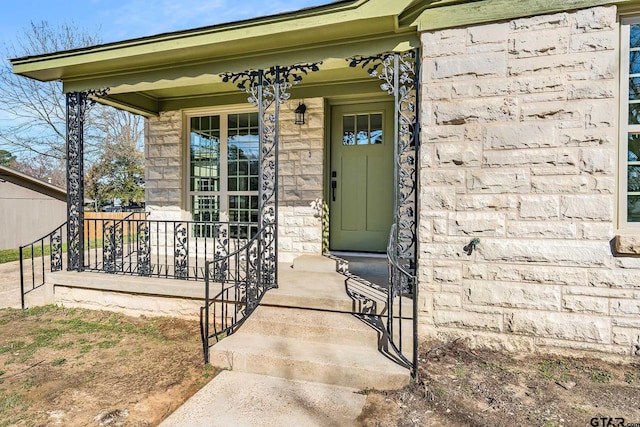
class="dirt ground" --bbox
[358,339,640,427]
[3,305,640,427]
[0,306,216,427]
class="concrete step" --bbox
[265,267,414,319]
[263,268,356,312]
[239,306,379,348]
[292,255,337,273]
[209,331,409,390]
[159,371,366,427]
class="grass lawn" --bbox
[0,305,216,427]
[0,244,67,265]
[0,239,108,265]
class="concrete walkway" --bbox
[0,260,23,309]
[160,371,366,427]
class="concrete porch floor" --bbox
[38,257,405,317]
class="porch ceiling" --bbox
[11,0,423,116]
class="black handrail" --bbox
[386,223,418,378]
[18,216,260,309]
[200,225,274,364]
[19,222,67,309]
[83,217,259,280]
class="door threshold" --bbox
[329,251,387,259]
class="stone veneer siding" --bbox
[144,98,324,263]
[419,5,640,357]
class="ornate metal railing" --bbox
[200,225,274,363]
[18,216,261,309]
[19,222,67,309]
[83,217,259,280]
[386,223,418,374]
[339,225,417,377]
[347,48,420,378]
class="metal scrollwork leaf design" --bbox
[174,223,189,279]
[220,62,321,292]
[50,230,63,272]
[137,221,151,276]
[103,222,117,273]
[66,92,87,272]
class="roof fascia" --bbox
[0,166,66,201]
[12,0,415,82]
[415,0,638,31]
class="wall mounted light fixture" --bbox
[294,102,307,125]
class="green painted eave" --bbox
[11,0,416,83]
[10,0,422,116]
[415,0,640,31]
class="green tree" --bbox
[86,110,145,210]
[0,149,15,167]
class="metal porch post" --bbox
[66,92,86,271]
[349,49,420,378]
[221,62,321,292]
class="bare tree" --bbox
[0,21,104,161]
[11,155,66,188]
[0,21,145,200]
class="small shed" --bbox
[0,166,66,250]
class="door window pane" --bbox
[343,115,355,145]
[343,113,383,145]
[370,113,382,144]
[356,115,369,145]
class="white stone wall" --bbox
[419,6,640,357]
[145,110,184,221]
[144,99,324,263]
[278,98,325,263]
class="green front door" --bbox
[329,102,394,252]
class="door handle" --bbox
[331,180,337,202]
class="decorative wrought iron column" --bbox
[66,92,87,271]
[65,89,108,272]
[349,49,419,282]
[222,63,320,296]
[349,49,420,377]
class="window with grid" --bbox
[342,113,383,145]
[189,111,259,237]
[622,20,640,226]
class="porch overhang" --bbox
[11,0,423,117]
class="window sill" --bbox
[613,234,640,255]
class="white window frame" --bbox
[620,17,640,231]
[184,105,259,223]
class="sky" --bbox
[0,0,334,47]
[0,0,335,155]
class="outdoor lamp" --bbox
[294,103,307,125]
